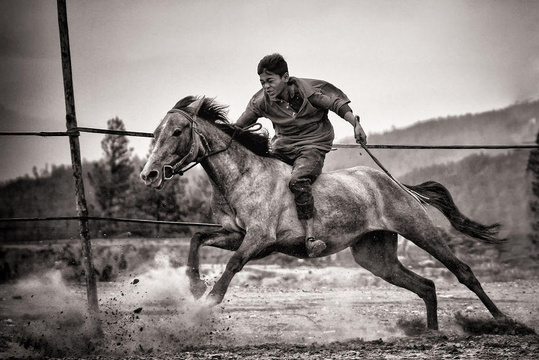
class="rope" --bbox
[0,216,221,228]
[358,143,429,206]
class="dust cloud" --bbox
[98,251,219,355]
[8,252,407,357]
[9,252,220,357]
[12,270,97,357]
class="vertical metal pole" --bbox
[57,0,102,336]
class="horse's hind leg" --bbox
[401,221,505,320]
[186,228,243,299]
[351,231,439,329]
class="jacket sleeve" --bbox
[308,82,352,118]
[235,108,259,128]
[235,95,262,128]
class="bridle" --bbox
[161,108,261,180]
[162,109,206,179]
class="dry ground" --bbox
[0,265,538,359]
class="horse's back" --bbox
[313,165,408,231]
[315,165,390,200]
[213,161,403,236]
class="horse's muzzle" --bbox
[140,168,161,187]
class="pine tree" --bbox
[88,117,134,234]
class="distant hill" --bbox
[399,149,535,264]
[325,100,539,177]
[401,150,532,238]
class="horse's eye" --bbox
[172,129,182,137]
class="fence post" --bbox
[57,0,102,336]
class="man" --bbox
[235,53,367,257]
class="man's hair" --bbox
[257,53,288,76]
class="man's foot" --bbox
[306,237,326,258]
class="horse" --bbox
[140,96,507,330]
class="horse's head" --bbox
[140,97,207,189]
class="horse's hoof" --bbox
[306,238,327,258]
[190,281,207,300]
[200,294,221,308]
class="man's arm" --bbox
[343,111,367,144]
[235,107,260,128]
[310,93,367,144]
[235,112,257,128]
[235,95,262,128]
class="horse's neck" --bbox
[201,137,268,196]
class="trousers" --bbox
[279,149,326,220]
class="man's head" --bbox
[257,53,288,76]
[257,53,289,101]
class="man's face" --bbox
[259,70,289,101]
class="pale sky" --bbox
[0,0,538,181]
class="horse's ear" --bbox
[187,97,205,115]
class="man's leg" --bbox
[289,149,326,257]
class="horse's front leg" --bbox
[186,228,244,299]
[206,230,273,305]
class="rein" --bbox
[163,109,261,179]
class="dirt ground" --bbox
[0,265,538,359]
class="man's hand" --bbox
[354,115,367,144]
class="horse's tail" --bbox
[404,181,507,244]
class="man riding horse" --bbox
[140,63,507,329]
[235,53,368,257]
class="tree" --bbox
[88,117,134,234]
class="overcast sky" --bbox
[0,0,538,181]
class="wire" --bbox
[1,125,537,227]
[333,144,539,149]
[1,127,537,149]
[0,216,221,228]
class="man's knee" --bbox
[289,178,311,198]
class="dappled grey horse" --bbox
[140,96,507,330]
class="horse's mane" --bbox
[173,96,271,157]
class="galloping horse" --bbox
[140,96,507,330]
